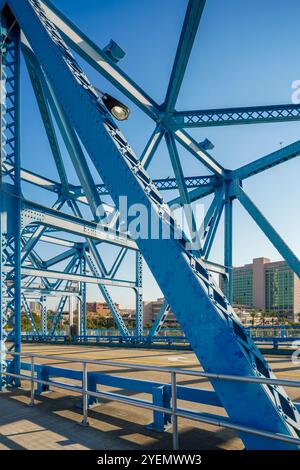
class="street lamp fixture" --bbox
[94,87,130,121]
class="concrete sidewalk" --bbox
[0,389,240,450]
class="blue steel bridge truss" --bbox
[0,0,300,449]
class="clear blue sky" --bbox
[21,0,300,307]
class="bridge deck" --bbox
[0,345,299,450]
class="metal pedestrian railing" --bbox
[1,351,300,450]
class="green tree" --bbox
[269,311,277,326]
[250,311,257,326]
[260,310,267,326]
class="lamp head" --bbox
[102,93,130,121]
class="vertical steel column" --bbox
[171,372,179,450]
[224,185,233,303]
[29,355,35,406]
[69,295,74,334]
[0,7,21,388]
[135,251,143,337]
[81,362,89,426]
[79,254,87,340]
[40,295,47,336]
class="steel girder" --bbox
[173,104,300,128]
[163,0,206,113]
[21,199,138,250]
[231,140,300,180]
[224,184,233,304]
[40,294,46,335]
[78,254,86,338]
[21,293,39,335]
[6,161,217,200]
[148,300,171,338]
[7,0,300,449]
[0,7,21,387]
[165,131,201,253]
[135,251,143,337]
[236,186,300,279]
[17,266,136,289]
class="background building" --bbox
[29,301,41,313]
[86,301,120,318]
[143,298,178,327]
[220,257,300,321]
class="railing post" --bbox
[81,362,89,426]
[171,371,179,450]
[29,356,35,406]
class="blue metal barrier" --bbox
[19,362,222,432]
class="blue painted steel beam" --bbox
[44,247,78,269]
[165,132,201,252]
[79,254,86,339]
[0,7,21,387]
[202,193,224,258]
[149,300,170,338]
[224,187,233,303]
[21,293,39,335]
[12,0,300,448]
[17,160,216,198]
[135,252,143,337]
[140,126,164,169]
[108,247,127,278]
[21,199,137,250]
[163,0,206,112]
[232,140,300,180]
[50,253,79,291]
[21,237,52,290]
[198,187,223,249]
[21,266,136,288]
[67,199,108,276]
[153,174,216,191]
[40,295,47,335]
[9,164,61,192]
[23,287,79,296]
[173,104,300,128]
[236,186,300,278]
[21,198,64,263]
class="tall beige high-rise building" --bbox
[220,257,300,321]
